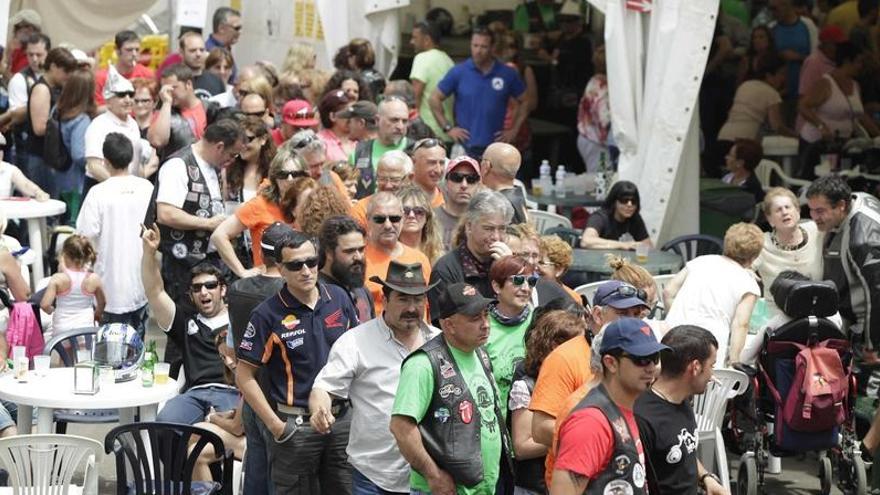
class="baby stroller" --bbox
[734,277,866,495]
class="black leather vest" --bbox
[13,67,37,150]
[405,334,514,488]
[353,139,376,199]
[568,384,646,495]
[156,146,223,266]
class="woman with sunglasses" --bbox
[486,255,537,417]
[211,147,305,278]
[131,78,157,139]
[317,89,355,162]
[224,117,275,205]
[580,180,652,250]
[396,185,444,264]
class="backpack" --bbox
[6,302,45,360]
[43,107,72,172]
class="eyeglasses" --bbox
[447,172,480,184]
[621,352,660,367]
[282,257,319,272]
[134,98,153,104]
[273,169,308,181]
[509,274,539,287]
[598,284,647,306]
[238,90,253,98]
[372,215,402,224]
[190,280,221,292]
[412,138,440,153]
[113,91,135,99]
[243,110,267,118]
[377,175,407,185]
[403,206,427,218]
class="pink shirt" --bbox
[318,128,353,162]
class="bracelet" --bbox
[699,472,721,488]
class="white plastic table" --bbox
[0,367,178,434]
[0,198,65,283]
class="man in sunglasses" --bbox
[481,142,528,224]
[634,326,727,495]
[435,156,483,250]
[350,98,410,199]
[391,282,514,495]
[237,230,358,493]
[350,150,413,227]
[410,138,447,209]
[551,317,668,495]
[140,224,239,426]
[310,260,440,494]
[364,192,432,317]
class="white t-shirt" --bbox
[0,162,20,197]
[665,255,761,366]
[7,72,31,110]
[76,175,154,313]
[84,111,144,178]
[753,221,824,292]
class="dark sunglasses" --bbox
[617,197,637,206]
[447,172,480,185]
[598,284,647,305]
[113,91,135,99]
[282,257,319,272]
[509,274,539,287]
[412,138,440,153]
[403,206,427,218]
[232,25,243,31]
[243,110,266,118]
[190,280,221,292]
[621,352,660,367]
[293,134,317,150]
[372,215,403,224]
[273,169,308,181]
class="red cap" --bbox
[282,99,319,128]
[445,156,481,177]
[819,25,847,44]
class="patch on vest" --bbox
[198,194,210,209]
[286,337,304,350]
[196,209,211,218]
[187,319,199,335]
[613,454,631,475]
[603,479,633,495]
[434,407,451,423]
[439,383,462,399]
[172,242,189,259]
[187,165,201,182]
[491,77,505,91]
[282,314,300,329]
[170,229,185,241]
[632,463,645,489]
[458,400,474,424]
[244,322,256,339]
[439,359,456,379]
[611,417,631,443]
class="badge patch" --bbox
[611,417,632,443]
[187,165,201,182]
[439,360,456,379]
[462,285,477,296]
[282,314,300,329]
[324,309,344,329]
[244,322,256,339]
[172,242,188,259]
[170,229,185,241]
[198,194,210,209]
[666,444,682,464]
[491,77,504,91]
[238,340,253,351]
[285,337,304,350]
[196,209,210,218]
[603,479,633,495]
[614,454,631,475]
[632,462,646,489]
[458,400,474,424]
[192,240,203,254]
[187,319,199,335]
[439,383,462,399]
[434,407,451,423]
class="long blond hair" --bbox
[397,185,444,264]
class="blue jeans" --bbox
[156,386,240,425]
[352,468,407,495]
[0,400,17,432]
[242,401,273,495]
[101,304,149,342]
[25,153,57,199]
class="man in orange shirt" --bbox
[410,138,446,208]
[350,150,413,227]
[364,192,431,316]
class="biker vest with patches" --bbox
[353,140,376,199]
[157,146,222,266]
[404,334,514,488]
[569,384,646,495]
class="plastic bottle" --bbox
[141,351,154,387]
[595,152,608,201]
[555,165,567,198]
[539,159,551,180]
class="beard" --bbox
[331,258,365,288]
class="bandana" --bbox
[102,65,134,102]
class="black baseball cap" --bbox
[260,222,295,259]
[435,282,494,320]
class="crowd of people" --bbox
[1,2,880,495]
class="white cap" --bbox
[102,65,134,101]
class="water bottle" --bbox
[539,159,551,180]
[595,152,608,201]
[555,165,567,198]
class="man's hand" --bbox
[270,418,288,441]
[426,469,456,495]
[239,266,266,279]
[206,215,227,231]
[309,389,336,434]
[489,241,513,259]
[141,223,161,253]
[158,84,174,106]
[704,475,729,495]
[446,127,470,143]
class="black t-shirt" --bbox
[586,208,649,242]
[166,304,229,391]
[499,186,528,225]
[634,390,699,495]
[193,72,226,100]
[228,274,285,349]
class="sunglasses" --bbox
[412,138,440,153]
[292,134,317,150]
[273,169,308,181]
[282,257,319,272]
[114,91,135,99]
[243,110,267,118]
[190,280,221,292]
[621,352,661,367]
[403,206,427,218]
[447,172,480,185]
[372,215,402,224]
[509,274,539,287]
[598,284,647,305]
[617,197,637,206]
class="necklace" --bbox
[651,386,674,404]
[771,226,808,252]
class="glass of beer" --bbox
[635,243,649,264]
[154,362,170,385]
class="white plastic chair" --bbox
[755,159,811,192]
[0,433,102,495]
[528,209,572,234]
[693,368,750,492]
[574,281,605,306]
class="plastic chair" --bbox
[544,226,583,247]
[43,327,119,434]
[755,159,811,192]
[693,368,750,492]
[0,433,102,494]
[104,422,234,495]
[574,281,605,306]
[660,234,723,265]
[528,209,572,234]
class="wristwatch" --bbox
[442,123,453,132]
[699,472,721,488]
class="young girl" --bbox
[40,235,105,335]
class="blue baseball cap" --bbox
[599,317,670,356]
[592,280,648,309]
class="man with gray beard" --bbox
[318,216,374,324]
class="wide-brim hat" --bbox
[369,260,438,296]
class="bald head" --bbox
[240,93,268,115]
[377,99,409,146]
[482,143,521,186]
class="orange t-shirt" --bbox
[530,335,593,418]
[235,194,285,266]
[351,196,370,228]
[365,243,431,316]
[95,64,155,105]
[329,170,351,203]
[562,284,582,306]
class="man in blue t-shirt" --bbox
[770,0,811,99]
[429,28,528,160]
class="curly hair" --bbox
[296,185,352,238]
[723,222,764,265]
[226,116,275,199]
[325,69,372,102]
[396,185,444,264]
[524,310,587,377]
[540,235,572,274]
[279,176,317,224]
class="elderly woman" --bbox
[721,138,766,204]
[396,185,444,264]
[287,129,352,202]
[316,89,355,162]
[753,187,824,292]
[210,146,305,277]
[580,180,651,250]
[538,235,580,304]
[664,222,763,366]
[486,255,536,414]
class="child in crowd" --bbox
[40,235,105,336]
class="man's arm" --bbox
[549,469,589,495]
[157,202,224,232]
[85,157,110,183]
[235,361,287,440]
[389,415,456,495]
[140,223,176,330]
[309,334,358,434]
[531,410,556,447]
[429,88,469,144]
[412,79,426,113]
[850,228,880,356]
[147,85,174,149]
[210,215,255,277]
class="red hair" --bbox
[489,255,533,287]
